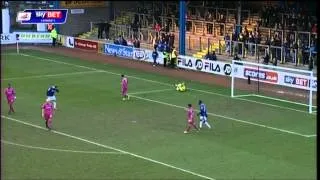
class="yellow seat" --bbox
[199,51,208,54]
[193,54,203,59]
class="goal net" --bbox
[231,60,317,114]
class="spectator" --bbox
[165,33,170,45]
[154,23,161,33]
[170,46,178,68]
[116,35,122,45]
[131,22,139,39]
[153,35,159,50]
[205,51,217,61]
[97,20,104,39]
[163,23,170,33]
[263,52,270,64]
[163,49,169,67]
[224,34,231,53]
[133,38,140,48]
[233,54,241,61]
[312,23,317,33]
[152,48,159,66]
[104,22,111,40]
[248,32,255,56]
[168,32,175,49]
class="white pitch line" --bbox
[129,88,173,95]
[16,53,316,115]
[2,53,17,56]
[10,53,317,135]
[2,71,102,81]
[1,140,123,154]
[234,97,316,115]
[130,95,315,138]
[2,115,216,180]
[305,135,317,138]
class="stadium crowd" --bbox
[112,1,317,69]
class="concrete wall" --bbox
[59,6,110,36]
[59,1,139,36]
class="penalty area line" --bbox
[17,53,315,115]
[128,88,173,95]
[2,115,216,180]
[130,95,314,138]
[1,140,124,154]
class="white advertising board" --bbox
[133,48,164,65]
[177,55,232,76]
[232,63,317,91]
[17,32,52,43]
[0,33,16,44]
[66,36,74,48]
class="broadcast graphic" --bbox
[16,9,68,24]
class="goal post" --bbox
[231,60,317,114]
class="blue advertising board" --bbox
[104,43,133,59]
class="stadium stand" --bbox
[82,1,317,71]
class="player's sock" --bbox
[45,121,49,129]
[205,122,211,128]
[193,124,199,131]
[53,101,57,109]
[48,121,52,130]
[199,121,203,128]
[10,105,15,113]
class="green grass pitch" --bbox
[1,49,316,180]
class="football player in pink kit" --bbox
[4,83,16,114]
[41,100,55,130]
[184,104,199,134]
[121,74,129,100]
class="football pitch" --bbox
[1,49,316,180]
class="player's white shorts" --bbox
[46,96,56,102]
[199,116,208,122]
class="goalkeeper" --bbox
[175,82,186,92]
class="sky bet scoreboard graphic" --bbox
[16,9,68,24]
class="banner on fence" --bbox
[57,34,65,45]
[177,55,232,76]
[232,63,317,91]
[132,48,164,64]
[74,38,98,51]
[15,32,52,43]
[0,33,16,44]
[104,43,133,58]
[243,67,279,83]
[133,48,149,61]
[66,36,74,48]
[281,72,317,91]
[98,42,104,54]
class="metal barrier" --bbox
[89,22,316,69]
